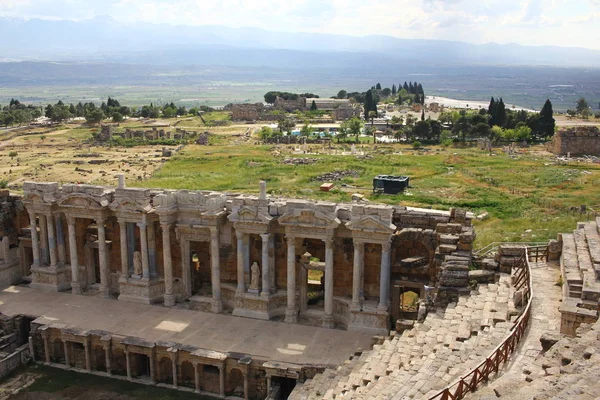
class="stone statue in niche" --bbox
[248,262,261,293]
[133,251,142,277]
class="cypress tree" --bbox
[392,84,397,96]
[495,98,507,128]
[488,97,497,126]
[364,90,374,120]
[310,100,317,111]
[539,99,555,139]
[409,82,415,94]
[421,110,425,121]
[403,82,409,92]
[376,83,382,90]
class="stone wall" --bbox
[232,104,264,121]
[549,126,600,156]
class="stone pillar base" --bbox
[164,293,176,307]
[30,265,71,292]
[322,315,334,329]
[284,309,298,324]
[211,299,223,313]
[71,282,82,295]
[118,278,165,304]
[348,308,390,335]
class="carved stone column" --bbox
[39,214,48,265]
[63,340,70,367]
[118,219,128,280]
[162,223,175,306]
[243,371,249,400]
[284,235,297,323]
[56,215,66,266]
[378,240,392,311]
[103,342,112,374]
[323,237,334,329]
[194,363,201,392]
[42,330,50,363]
[210,227,223,313]
[97,217,109,298]
[171,353,178,387]
[352,240,365,308]
[28,211,40,267]
[218,364,225,397]
[125,350,132,380]
[137,221,150,280]
[84,339,91,371]
[236,231,245,293]
[46,213,58,268]
[147,222,157,278]
[149,350,156,384]
[181,239,191,298]
[67,216,81,294]
[260,233,270,297]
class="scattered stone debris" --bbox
[195,132,209,145]
[281,158,318,165]
[312,170,360,182]
[74,153,101,158]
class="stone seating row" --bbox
[290,275,516,399]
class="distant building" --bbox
[310,98,350,111]
[274,96,306,112]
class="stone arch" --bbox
[158,356,172,384]
[394,228,435,263]
[51,338,65,363]
[179,361,195,388]
[227,367,244,396]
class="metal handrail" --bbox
[427,246,536,400]
[474,242,547,256]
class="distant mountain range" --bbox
[1,16,600,68]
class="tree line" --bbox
[393,98,556,144]
[0,97,215,126]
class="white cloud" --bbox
[0,0,598,50]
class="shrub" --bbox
[8,151,17,158]
[412,140,422,149]
[0,180,8,189]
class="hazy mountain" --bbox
[1,16,600,68]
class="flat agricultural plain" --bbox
[2,114,600,249]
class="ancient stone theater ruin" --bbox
[0,177,578,399]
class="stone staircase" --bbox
[559,219,600,334]
[290,275,517,400]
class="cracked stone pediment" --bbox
[57,193,108,209]
[279,208,340,229]
[109,198,154,214]
[229,205,273,225]
[347,214,396,234]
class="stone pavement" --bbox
[0,285,374,366]
[290,274,517,399]
[473,260,563,399]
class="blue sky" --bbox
[1,0,599,50]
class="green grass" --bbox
[18,365,211,399]
[135,140,600,249]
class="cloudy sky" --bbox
[1,0,599,50]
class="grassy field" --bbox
[5,364,212,400]
[133,126,600,248]
[2,115,598,249]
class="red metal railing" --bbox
[427,246,536,400]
